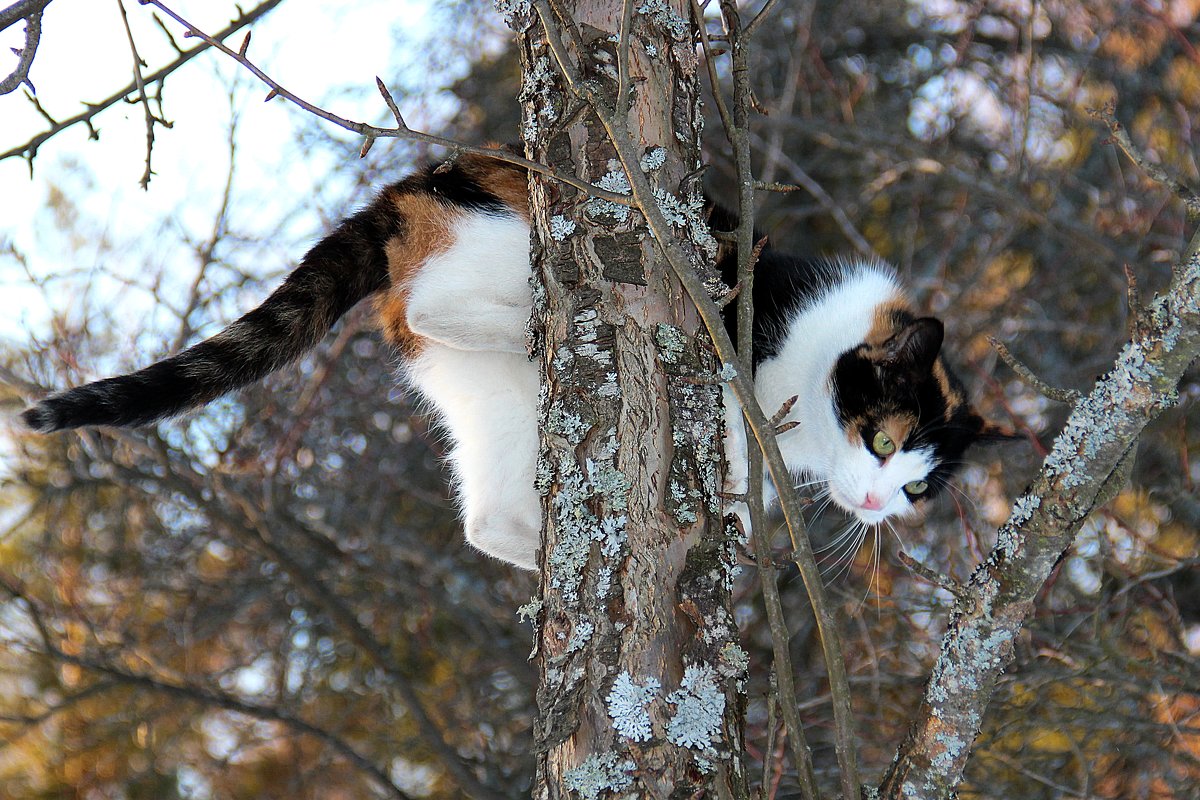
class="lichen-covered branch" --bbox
[879,233,1200,799]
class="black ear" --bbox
[882,317,944,375]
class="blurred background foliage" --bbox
[1,0,1198,797]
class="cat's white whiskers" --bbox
[832,522,870,584]
[807,492,838,531]
[938,477,980,514]
[883,518,906,551]
[815,519,858,555]
[854,523,882,613]
[820,519,869,583]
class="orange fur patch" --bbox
[843,413,918,450]
[373,189,462,356]
[881,413,918,449]
[865,300,912,346]
[932,360,965,420]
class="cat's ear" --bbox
[881,317,944,375]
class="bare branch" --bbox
[115,0,169,188]
[375,76,408,130]
[1094,102,1200,220]
[135,0,632,205]
[989,336,1081,405]
[752,180,802,193]
[742,0,782,40]
[0,0,284,162]
[690,0,734,143]
[0,4,42,96]
[897,549,962,596]
[768,395,797,428]
[0,0,52,33]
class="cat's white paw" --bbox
[465,512,541,570]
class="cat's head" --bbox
[824,312,1013,525]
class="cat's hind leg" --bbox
[405,345,543,569]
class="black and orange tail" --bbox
[22,201,399,432]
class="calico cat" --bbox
[21,152,1008,569]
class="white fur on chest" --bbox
[398,212,544,568]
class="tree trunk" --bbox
[507,1,750,797]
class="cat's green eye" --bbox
[904,480,929,496]
[870,431,895,457]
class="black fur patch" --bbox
[406,164,508,214]
[713,217,829,368]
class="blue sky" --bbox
[0,0,498,349]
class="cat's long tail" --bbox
[21,201,399,432]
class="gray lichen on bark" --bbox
[514,2,750,797]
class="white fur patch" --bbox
[406,213,533,354]
[405,345,542,569]
[825,442,935,524]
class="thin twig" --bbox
[690,0,734,143]
[742,0,781,40]
[722,14,817,785]
[761,678,780,800]
[136,0,632,205]
[897,550,962,596]
[1093,103,1200,220]
[116,0,167,188]
[0,0,52,32]
[375,76,408,129]
[768,395,797,428]
[989,336,1081,405]
[753,180,801,193]
[750,138,878,260]
[1,0,283,162]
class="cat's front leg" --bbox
[722,386,752,534]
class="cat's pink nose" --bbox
[861,493,884,511]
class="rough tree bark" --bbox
[504,0,750,797]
